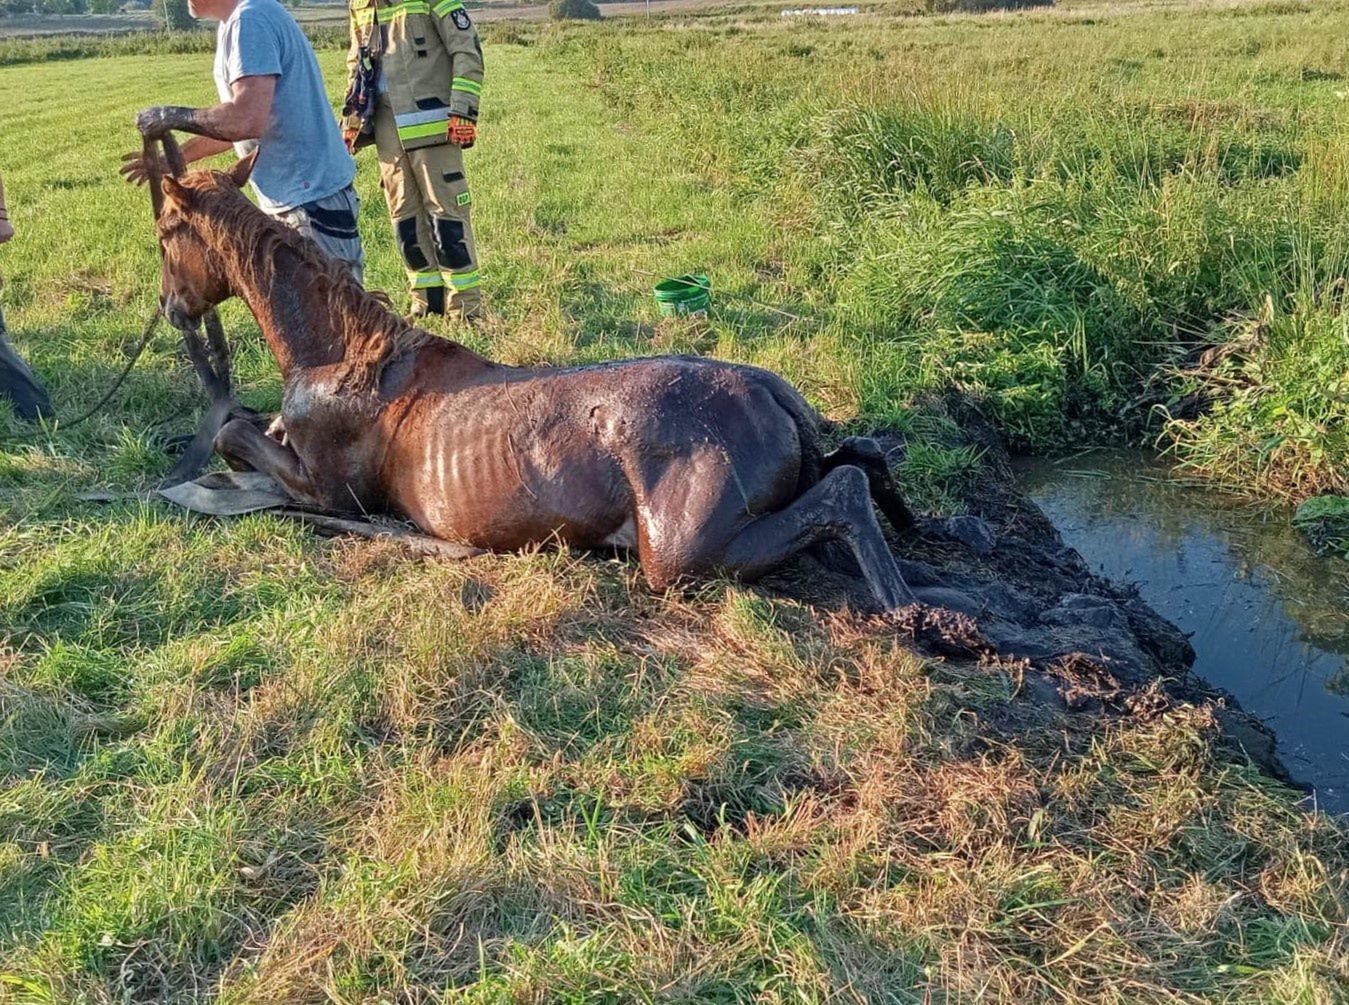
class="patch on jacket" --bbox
[451,8,471,29]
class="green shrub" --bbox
[1165,296,1349,499]
[837,186,1149,445]
[824,107,1016,211]
[548,0,601,20]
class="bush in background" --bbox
[548,0,601,20]
[156,0,193,30]
[0,22,344,65]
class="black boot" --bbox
[407,285,447,322]
[0,310,53,423]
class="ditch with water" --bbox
[1015,452,1349,815]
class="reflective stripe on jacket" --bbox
[345,0,484,151]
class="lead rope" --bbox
[58,307,162,429]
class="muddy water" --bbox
[1015,452,1349,815]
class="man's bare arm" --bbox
[123,76,276,185]
[135,75,277,142]
[182,136,238,163]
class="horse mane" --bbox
[182,171,437,390]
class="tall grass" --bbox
[556,0,1349,495]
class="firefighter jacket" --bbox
[345,0,484,152]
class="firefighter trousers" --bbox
[373,96,480,318]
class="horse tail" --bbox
[760,376,826,499]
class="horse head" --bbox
[147,140,257,332]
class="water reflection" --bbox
[1016,452,1349,815]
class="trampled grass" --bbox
[1,1,1348,1001]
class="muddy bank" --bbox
[759,399,1295,794]
[1020,450,1348,813]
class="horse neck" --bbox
[201,212,496,385]
[212,230,345,378]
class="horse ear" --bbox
[161,175,190,209]
[228,149,258,189]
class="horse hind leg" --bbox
[715,464,915,613]
[821,436,915,533]
[810,435,914,577]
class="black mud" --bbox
[759,399,1294,792]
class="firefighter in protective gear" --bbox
[344,0,483,319]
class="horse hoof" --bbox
[162,432,194,455]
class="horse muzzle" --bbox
[161,296,203,334]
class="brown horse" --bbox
[150,154,918,610]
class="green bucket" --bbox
[654,274,711,317]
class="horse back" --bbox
[369,351,823,549]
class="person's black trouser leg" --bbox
[0,305,53,422]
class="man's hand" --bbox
[0,219,13,245]
[343,126,362,154]
[135,106,184,141]
[447,115,476,149]
[119,149,167,186]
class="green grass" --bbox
[1,1,1348,1001]
[540,0,1349,497]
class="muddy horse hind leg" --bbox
[214,418,318,504]
[822,436,915,532]
[716,464,914,613]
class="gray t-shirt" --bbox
[213,0,354,213]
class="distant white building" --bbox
[780,6,860,15]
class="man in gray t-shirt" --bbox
[123,0,364,279]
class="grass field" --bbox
[548,0,1349,499]
[1,0,1348,1001]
